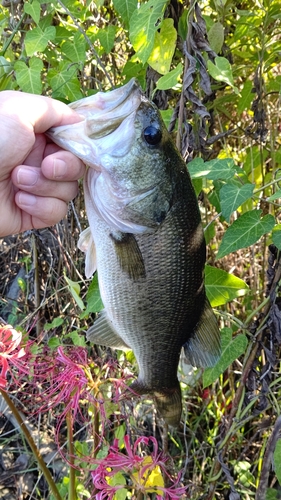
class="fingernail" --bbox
[53,159,67,178]
[17,167,38,186]
[18,192,37,206]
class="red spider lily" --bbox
[91,435,188,499]
[0,325,26,388]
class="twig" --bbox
[66,411,77,500]
[256,415,281,500]
[0,388,62,500]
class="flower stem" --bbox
[66,410,77,500]
[0,389,62,500]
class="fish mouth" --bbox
[73,78,142,138]
[47,78,143,167]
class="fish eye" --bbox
[143,126,162,145]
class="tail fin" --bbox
[129,380,182,427]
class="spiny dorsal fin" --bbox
[183,298,221,368]
[87,310,130,350]
[110,231,146,280]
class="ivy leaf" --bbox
[129,0,168,64]
[203,328,248,388]
[237,80,254,114]
[272,224,281,250]
[205,265,249,307]
[64,276,85,311]
[155,62,183,90]
[25,26,56,57]
[66,331,87,347]
[207,56,239,93]
[80,274,103,318]
[273,439,281,486]
[49,64,83,101]
[14,57,43,94]
[208,21,224,54]
[113,0,137,28]
[98,26,117,54]
[219,182,255,222]
[267,188,281,201]
[44,317,64,331]
[61,33,86,63]
[24,0,41,24]
[216,209,275,260]
[147,18,177,75]
[188,157,236,180]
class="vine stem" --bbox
[0,388,62,500]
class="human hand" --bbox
[0,91,86,237]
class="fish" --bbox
[47,79,221,426]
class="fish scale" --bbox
[47,79,221,426]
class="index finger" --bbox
[0,91,83,133]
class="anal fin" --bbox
[110,231,145,280]
[184,298,221,368]
[87,310,130,350]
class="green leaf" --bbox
[49,64,83,101]
[203,328,248,388]
[129,0,168,64]
[66,331,87,347]
[266,488,279,500]
[14,57,43,94]
[272,224,281,250]
[219,183,255,222]
[205,265,249,307]
[267,188,281,201]
[147,18,177,75]
[208,22,224,54]
[24,0,41,24]
[48,338,61,349]
[188,157,236,181]
[44,317,64,331]
[61,32,86,63]
[237,80,254,114]
[216,210,275,260]
[113,0,137,28]
[25,26,56,57]
[207,56,239,93]
[273,439,281,485]
[98,25,117,54]
[85,273,103,313]
[155,62,183,90]
[65,276,85,310]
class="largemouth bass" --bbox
[48,79,220,426]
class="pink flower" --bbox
[91,435,188,498]
[0,325,26,388]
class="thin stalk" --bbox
[66,411,77,500]
[0,389,62,500]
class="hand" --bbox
[0,91,86,237]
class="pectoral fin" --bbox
[87,310,130,350]
[183,298,221,368]
[78,227,97,278]
[110,232,146,280]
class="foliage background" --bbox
[0,0,281,498]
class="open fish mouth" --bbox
[47,79,143,166]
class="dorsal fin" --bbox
[183,298,221,368]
